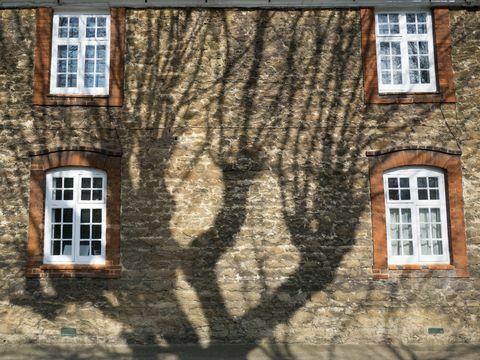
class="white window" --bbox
[375,10,437,93]
[50,12,110,95]
[384,167,450,265]
[44,168,107,264]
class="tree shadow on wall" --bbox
[4,8,444,360]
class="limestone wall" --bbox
[0,8,479,349]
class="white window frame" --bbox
[375,9,437,94]
[384,167,450,265]
[50,11,111,96]
[44,167,107,265]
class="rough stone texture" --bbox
[0,7,479,351]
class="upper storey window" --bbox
[50,13,111,96]
[375,10,437,93]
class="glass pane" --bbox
[433,240,443,255]
[419,41,429,54]
[421,71,430,84]
[431,208,441,222]
[389,189,399,200]
[81,190,91,201]
[92,209,102,223]
[388,178,398,188]
[400,189,410,200]
[382,72,391,85]
[67,75,77,87]
[420,224,430,239]
[58,45,67,58]
[399,178,409,188]
[85,74,94,88]
[97,45,106,59]
[390,225,400,240]
[92,190,102,200]
[418,13,427,22]
[64,190,73,200]
[97,17,107,27]
[391,43,401,55]
[406,14,416,22]
[59,28,68,38]
[85,60,95,73]
[390,208,400,223]
[80,241,90,256]
[63,208,73,222]
[86,45,95,58]
[97,60,106,73]
[93,178,103,188]
[95,75,106,88]
[97,28,107,37]
[81,209,90,223]
[59,17,68,26]
[91,241,102,256]
[54,177,62,188]
[80,225,90,239]
[86,28,96,38]
[69,27,79,38]
[58,60,67,73]
[420,56,430,69]
[403,241,413,255]
[390,24,400,34]
[391,241,401,256]
[432,224,442,239]
[428,177,439,187]
[86,17,96,27]
[378,14,388,23]
[393,72,402,85]
[82,178,91,188]
[418,24,427,34]
[419,208,429,222]
[410,71,419,84]
[55,189,63,200]
[430,189,439,200]
[419,188,428,200]
[68,59,77,72]
[389,14,399,23]
[63,224,72,239]
[57,74,66,88]
[62,241,72,255]
[407,24,416,34]
[68,45,78,58]
[380,42,390,55]
[53,208,62,222]
[401,209,412,223]
[408,42,418,55]
[64,178,73,188]
[417,177,427,188]
[409,56,419,69]
[53,241,61,255]
[402,224,412,239]
[53,225,61,238]
[69,17,79,27]
[379,24,389,35]
[92,225,102,239]
[421,240,431,255]
[392,57,402,70]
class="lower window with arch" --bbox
[26,149,121,278]
[368,149,469,279]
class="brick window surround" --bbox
[361,8,456,104]
[33,8,125,107]
[26,149,122,278]
[367,148,468,279]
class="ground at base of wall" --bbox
[0,343,479,360]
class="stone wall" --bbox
[0,7,479,351]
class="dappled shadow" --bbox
[0,7,475,360]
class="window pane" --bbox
[63,208,73,222]
[408,42,418,55]
[57,74,66,88]
[390,208,400,223]
[432,224,442,239]
[54,224,62,239]
[419,41,429,54]
[420,56,430,69]
[380,42,390,55]
[388,178,398,188]
[86,45,95,58]
[382,72,392,85]
[402,224,412,239]
[97,28,107,37]
[407,24,416,34]
[389,189,399,200]
[393,72,402,85]
[92,190,103,200]
[391,240,401,255]
[85,60,95,73]
[391,43,401,55]
[80,241,90,256]
[82,178,91,188]
[86,28,96,38]
[400,189,410,200]
[97,45,106,59]
[64,189,73,200]
[67,75,77,88]
[433,240,443,255]
[429,189,439,200]
[390,225,400,239]
[53,208,62,222]
[63,224,72,239]
[53,241,61,255]
[59,17,68,26]
[97,17,107,27]
[85,74,94,88]
[55,189,63,200]
[421,71,430,84]
[87,17,96,27]
[417,177,427,187]
[64,178,73,188]
[81,209,90,223]
[418,189,428,200]
[95,75,106,88]
[92,225,102,239]
[409,56,419,69]
[421,240,431,255]
[401,209,411,223]
[92,209,102,223]
[428,177,439,187]
[390,24,399,34]
[81,190,91,201]
[418,24,427,34]
[420,224,430,239]
[91,241,102,256]
[419,208,429,222]
[97,60,106,73]
[62,241,72,255]
[403,241,413,255]
[80,225,90,239]
[431,208,441,222]
[93,178,103,188]
[378,14,388,23]
[410,71,419,84]
[58,60,67,73]
[392,57,402,70]
[399,178,409,188]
